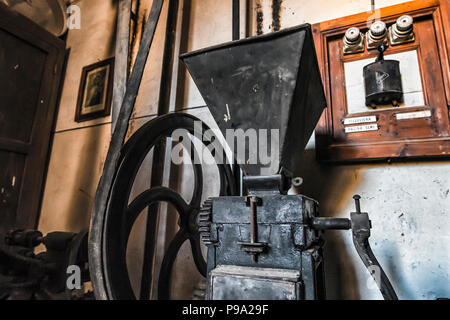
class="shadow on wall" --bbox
[65,125,110,232]
[293,148,363,299]
[293,149,450,300]
[380,237,450,300]
[48,0,119,232]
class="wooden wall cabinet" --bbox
[313,0,450,162]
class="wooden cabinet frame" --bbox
[313,0,450,162]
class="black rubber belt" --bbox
[88,0,164,300]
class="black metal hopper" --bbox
[180,24,326,177]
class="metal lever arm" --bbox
[310,195,398,300]
[351,195,398,300]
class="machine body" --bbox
[200,190,325,300]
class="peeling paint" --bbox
[128,0,141,77]
[256,0,264,35]
[271,0,282,32]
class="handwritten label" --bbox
[345,124,379,133]
[343,115,377,125]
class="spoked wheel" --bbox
[91,113,237,300]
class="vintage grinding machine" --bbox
[180,24,397,300]
[88,1,398,300]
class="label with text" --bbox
[344,124,379,133]
[342,115,377,125]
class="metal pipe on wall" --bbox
[233,0,240,40]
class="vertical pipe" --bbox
[233,0,240,40]
[244,0,250,38]
[174,0,192,109]
[111,0,132,134]
[232,0,244,194]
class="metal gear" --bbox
[198,198,214,245]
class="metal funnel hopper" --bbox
[180,24,326,177]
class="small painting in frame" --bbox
[75,58,114,122]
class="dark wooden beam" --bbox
[112,0,132,133]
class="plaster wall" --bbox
[39,0,168,234]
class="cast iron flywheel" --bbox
[89,113,237,300]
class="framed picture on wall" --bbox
[75,57,114,122]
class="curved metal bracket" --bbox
[310,195,399,300]
[351,195,398,300]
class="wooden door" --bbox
[0,4,65,234]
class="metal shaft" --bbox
[249,198,257,244]
[311,217,351,230]
[353,194,361,213]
